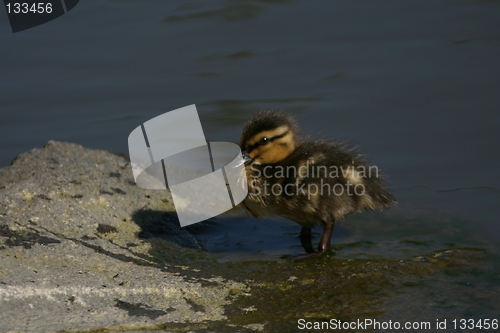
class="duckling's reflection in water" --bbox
[239,111,395,261]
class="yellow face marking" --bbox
[247,130,295,164]
[246,126,289,148]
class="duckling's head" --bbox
[240,111,298,165]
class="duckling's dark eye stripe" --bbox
[247,130,289,153]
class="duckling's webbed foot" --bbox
[281,219,335,261]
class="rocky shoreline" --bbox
[0,141,251,332]
[1,141,495,333]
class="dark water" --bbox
[1,0,500,327]
[1,0,499,235]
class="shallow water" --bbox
[193,203,499,262]
[1,0,500,328]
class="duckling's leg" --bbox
[299,227,315,253]
[282,218,335,261]
[317,218,335,253]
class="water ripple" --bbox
[163,0,296,23]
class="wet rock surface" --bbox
[1,142,498,333]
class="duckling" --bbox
[239,111,395,260]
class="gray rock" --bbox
[0,141,249,332]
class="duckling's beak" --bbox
[234,150,253,168]
[241,150,254,166]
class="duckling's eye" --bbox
[259,137,269,146]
